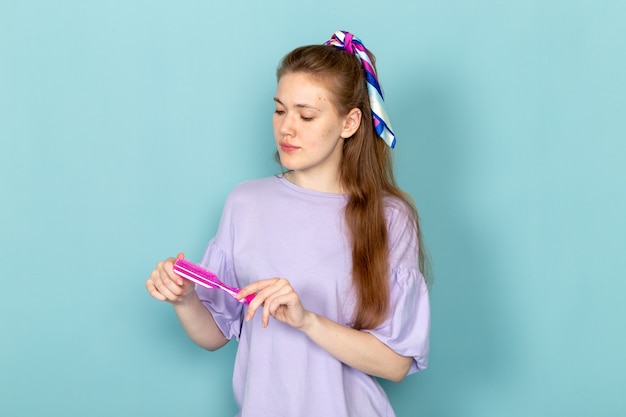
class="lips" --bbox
[279,142,300,152]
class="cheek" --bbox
[322,124,341,140]
[272,118,281,135]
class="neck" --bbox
[284,169,344,194]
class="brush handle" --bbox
[173,259,255,305]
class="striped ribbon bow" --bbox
[325,30,396,148]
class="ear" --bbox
[340,108,362,139]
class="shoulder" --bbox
[225,176,282,204]
[384,196,419,266]
[384,196,416,230]
[231,175,281,194]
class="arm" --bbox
[299,311,413,382]
[146,253,229,351]
[237,278,413,382]
[171,291,229,351]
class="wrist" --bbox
[297,310,319,333]
[172,288,198,307]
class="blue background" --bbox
[1,1,625,416]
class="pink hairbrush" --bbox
[173,259,255,305]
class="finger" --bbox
[237,278,278,299]
[157,266,186,296]
[154,282,180,301]
[266,290,298,317]
[162,258,184,286]
[244,295,264,323]
[147,278,182,302]
[146,280,166,301]
[245,279,291,326]
[180,276,196,293]
[262,285,295,327]
[152,271,185,301]
[243,278,282,322]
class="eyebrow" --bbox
[273,97,321,112]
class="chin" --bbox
[277,154,297,170]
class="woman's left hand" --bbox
[237,278,413,381]
[236,278,309,329]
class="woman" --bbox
[146,30,430,417]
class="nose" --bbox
[278,113,295,138]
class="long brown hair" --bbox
[277,44,429,330]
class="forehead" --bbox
[275,72,337,107]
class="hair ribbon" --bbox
[325,30,396,149]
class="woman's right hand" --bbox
[146,252,196,303]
